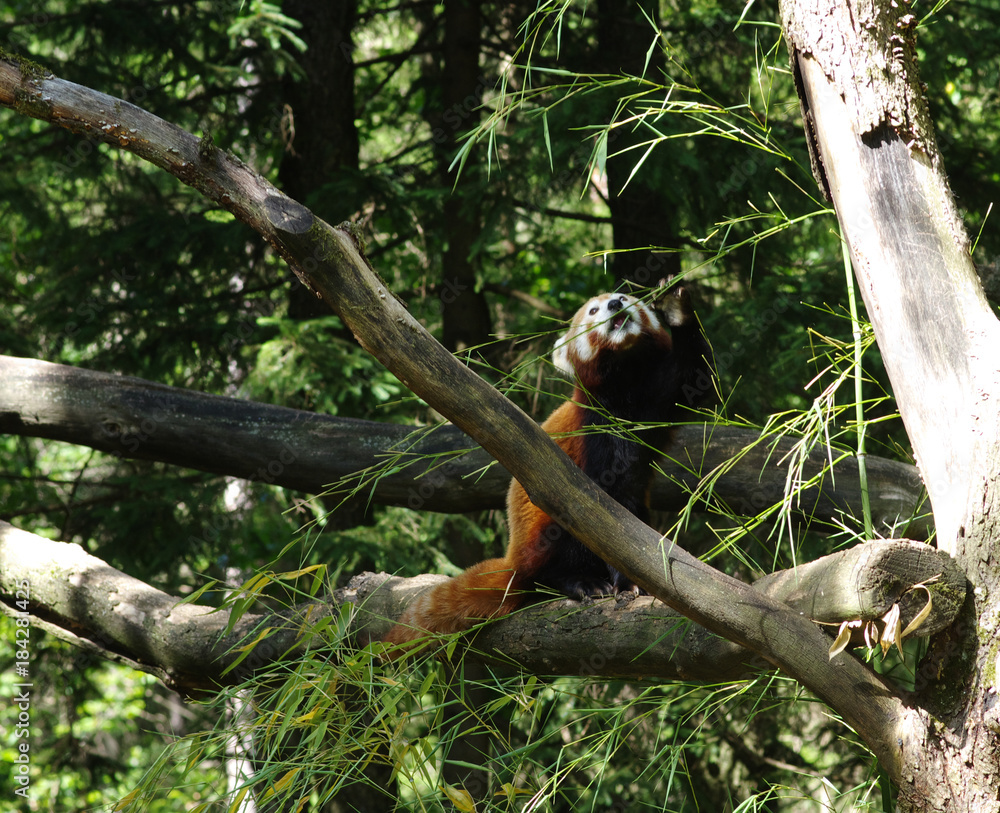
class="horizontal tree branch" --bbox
[0,521,261,695]
[0,354,930,536]
[357,536,965,676]
[0,521,964,691]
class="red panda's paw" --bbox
[653,278,695,328]
[551,574,645,602]
[610,570,646,598]
[548,575,616,601]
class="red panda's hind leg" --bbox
[526,522,644,601]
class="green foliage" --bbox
[0,614,221,812]
[244,315,404,416]
[118,577,885,811]
[227,0,307,57]
[1,0,993,809]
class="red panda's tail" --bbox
[382,558,525,654]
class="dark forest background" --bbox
[2,0,999,809]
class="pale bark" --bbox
[0,521,266,695]
[781,0,1000,555]
[779,0,1000,808]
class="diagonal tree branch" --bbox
[0,57,908,777]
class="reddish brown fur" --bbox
[383,290,705,654]
[383,401,585,649]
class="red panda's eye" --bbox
[588,307,599,315]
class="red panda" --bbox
[383,285,713,651]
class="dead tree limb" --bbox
[0,520,963,691]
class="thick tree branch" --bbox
[0,58,908,776]
[0,521,964,691]
[0,521,267,695]
[360,538,965,674]
[0,354,929,534]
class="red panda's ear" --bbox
[552,329,575,376]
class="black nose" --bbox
[607,298,623,313]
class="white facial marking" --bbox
[553,292,662,376]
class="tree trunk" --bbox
[598,0,682,285]
[779,0,1000,807]
[279,0,360,321]
[427,0,493,356]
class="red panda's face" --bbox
[553,293,664,376]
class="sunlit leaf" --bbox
[829,622,852,658]
[442,784,476,812]
[901,587,934,640]
[880,603,901,656]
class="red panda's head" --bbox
[553,292,666,376]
